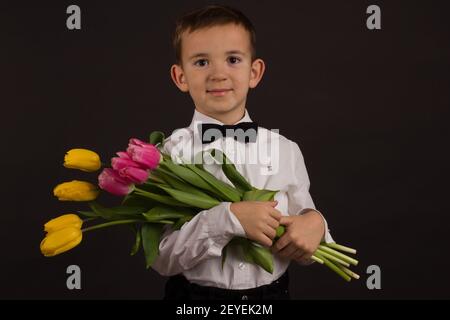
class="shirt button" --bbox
[241,295,248,300]
[238,262,245,270]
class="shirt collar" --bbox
[188,108,253,131]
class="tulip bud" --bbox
[44,214,83,233]
[98,168,134,196]
[127,139,161,170]
[274,225,285,241]
[53,180,99,201]
[64,149,101,172]
[40,227,82,257]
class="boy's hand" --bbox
[271,210,325,264]
[230,200,282,247]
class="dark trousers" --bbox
[164,272,290,300]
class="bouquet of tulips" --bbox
[42,131,360,282]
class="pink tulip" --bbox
[116,151,132,160]
[127,139,160,170]
[111,157,141,171]
[98,168,133,196]
[129,138,153,148]
[112,156,149,184]
[118,166,149,184]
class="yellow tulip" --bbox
[64,149,101,172]
[40,227,83,257]
[53,180,99,201]
[44,214,83,233]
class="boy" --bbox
[152,5,333,300]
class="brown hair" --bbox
[172,5,257,64]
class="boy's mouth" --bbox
[206,89,233,97]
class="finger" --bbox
[258,234,273,247]
[261,200,278,207]
[269,208,282,220]
[297,254,314,265]
[269,200,278,207]
[279,215,294,225]
[271,233,290,252]
[294,248,314,263]
[277,243,298,259]
[267,216,280,229]
[263,225,276,240]
[292,249,305,260]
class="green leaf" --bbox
[121,194,159,210]
[242,247,256,264]
[161,152,172,162]
[88,202,114,219]
[243,189,278,201]
[247,242,274,274]
[141,223,164,268]
[133,188,192,207]
[172,215,193,230]
[160,160,214,192]
[274,225,285,241]
[143,205,195,222]
[185,164,242,202]
[154,184,221,209]
[88,202,145,220]
[138,182,170,195]
[155,168,218,200]
[78,210,98,218]
[209,149,254,193]
[230,237,274,274]
[221,244,229,270]
[149,131,165,146]
[147,172,166,185]
[109,206,146,215]
[130,225,141,256]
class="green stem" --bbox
[318,245,359,266]
[336,264,360,280]
[314,252,351,282]
[311,254,324,264]
[156,220,174,224]
[316,248,350,267]
[325,242,357,255]
[81,219,142,232]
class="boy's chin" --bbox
[201,103,242,115]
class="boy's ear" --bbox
[170,64,189,92]
[249,58,266,89]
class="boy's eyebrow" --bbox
[188,50,247,60]
[225,50,246,56]
[188,53,209,60]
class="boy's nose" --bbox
[210,73,227,82]
[209,65,228,82]
[209,72,227,82]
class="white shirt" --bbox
[151,109,334,289]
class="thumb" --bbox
[269,200,278,207]
[280,215,294,225]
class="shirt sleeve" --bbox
[151,202,247,276]
[287,141,334,244]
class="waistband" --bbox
[164,271,290,300]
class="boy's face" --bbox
[171,24,265,123]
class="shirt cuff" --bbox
[299,208,334,244]
[206,202,247,255]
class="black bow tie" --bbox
[199,122,258,144]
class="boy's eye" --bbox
[194,59,208,67]
[228,56,241,64]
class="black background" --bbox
[1,0,449,299]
